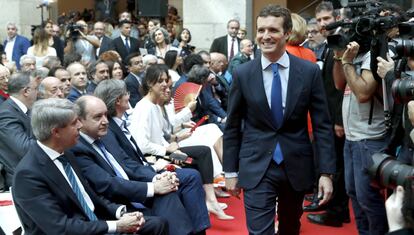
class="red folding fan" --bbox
[174,82,202,112]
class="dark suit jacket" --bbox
[52,36,64,63]
[69,135,157,206]
[228,52,250,75]
[209,35,240,59]
[98,36,113,57]
[3,35,30,70]
[103,118,149,166]
[67,87,83,102]
[223,54,335,192]
[112,36,142,64]
[0,98,34,188]
[125,72,144,108]
[12,142,120,235]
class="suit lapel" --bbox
[78,136,117,175]
[7,99,32,135]
[283,55,304,122]
[36,145,85,213]
[248,58,277,130]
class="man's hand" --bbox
[386,186,406,232]
[377,54,395,79]
[225,177,241,199]
[318,174,333,206]
[166,142,179,153]
[334,124,345,138]
[153,159,170,172]
[154,175,176,195]
[116,212,143,233]
[342,41,360,63]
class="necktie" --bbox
[121,121,148,165]
[270,63,284,164]
[57,156,98,221]
[125,37,130,53]
[229,38,235,61]
[94,139,145,209]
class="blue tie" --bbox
[125,37,130,53]
[57,156,98,221]
[270,63,284,164]
[94,139,145,209]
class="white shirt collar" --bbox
[261,51,290,71]
[80,132,97,145]
[37,140,62,161]
[9,96,28,114]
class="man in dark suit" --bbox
[0,72,39,188]
[67,62,88,102]
[124,52,145,107]
[12,98,167,235]
[3,23,30,70]
[209,19,241,61]
[94,22,113,57]
[112,20,143,65]
[86,60,110,94]
[70,95,210,235]
[228,39,253,75]
[223,5,335,235]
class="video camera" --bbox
[67,22,82,39]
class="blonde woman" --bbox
[27,28,57,69]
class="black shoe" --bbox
[303,201,326,212]
[307,213,343,227]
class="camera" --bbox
[67,22,82,39]
[368,153,414,188]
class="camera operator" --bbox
[64,20,100,66]
[334,35,391,233]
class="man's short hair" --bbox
[42,56,61,70]
[19,55,35,67]
[6,22,17,30]
[94,79,128,118]
[258,5,292,34]
[31,98,76,141]
[227,19,240,28]
[7,72,31,95]
[74,95,93,119]
[118,20,131,28]
[315,1,338,17]
[126,52,141,66]
[88,60,107,77]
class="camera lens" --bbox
[368,153,414,189]
[391,79,414,104]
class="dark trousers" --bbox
[243,161,305,235]
[326,135,349,216]
[139,216,169,235]
[179,145,214,184]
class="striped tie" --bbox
[57,156,98,221]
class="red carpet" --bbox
[207,195,358,235]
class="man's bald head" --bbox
[38,76,64,99]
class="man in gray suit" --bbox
[0,72,39,188]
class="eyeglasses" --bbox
[307,30,320,35]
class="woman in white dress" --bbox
[129,64,233,220]
[27,28,57,69]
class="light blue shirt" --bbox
[261,52,290,113]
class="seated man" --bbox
[70,95,210,235]
[12,98,167,235]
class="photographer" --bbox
[64,20,100,65]
[334,36,390,233]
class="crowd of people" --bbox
[1,1,414,235]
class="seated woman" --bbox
[187,65,227,131]
[164,50,183,86]
[129,64,233,220]
[160,79,224,180]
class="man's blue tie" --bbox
[270,63,284,164]
[57,156,98,221]
[125,37,130,53]
[94,139,145,209]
